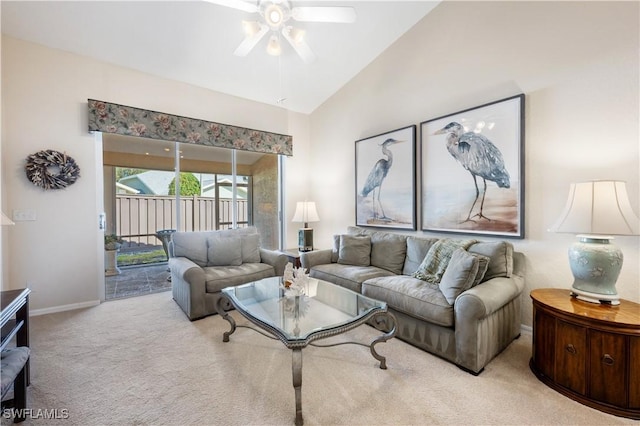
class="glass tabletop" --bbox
[221,276,387,342]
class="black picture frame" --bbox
[420,94,525,238]
[355,125,416,230]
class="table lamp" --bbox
[292,201,319,252]
[549,180,639,305]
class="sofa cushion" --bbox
[241,234,261,263]
[331,234,340,263]
[439,249,480,305]
[309,263,393,293]
[362,276,454,327]
[369,232,407,274]
[403,236,438,275]
[346,227,407,274]
[338,235,371,266]
[204,263,275,293]
[471,253,491,287]
[172,231,209,267]
[207,235,242,266]
[412,238,477,283]
[219,226,258,237]
[468,241,514,280]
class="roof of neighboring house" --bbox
[115,182,140,194]
[118,171,174,195]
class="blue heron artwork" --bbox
[421,95,524,238]
[434,121,510,222]
[356,126,416,230]
[361,138,404,221]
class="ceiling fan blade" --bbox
[234,23,269,57]
[291,6,356,23]
[282,27,316,64]
[203,0,258,14]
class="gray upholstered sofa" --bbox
[169,227,288,320]
[300,226,525,374]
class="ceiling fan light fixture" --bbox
[266,34,282,56]
[241,20,262,36]
[263,3,288,29]
[287,27,305,45]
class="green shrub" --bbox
[168,172,201,196]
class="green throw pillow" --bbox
[412,238,478,283]
[439,248,480,305]
[470,253,491,287]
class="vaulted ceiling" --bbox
[1,1,440,114]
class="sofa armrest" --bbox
[455,276,523,319]
[454,275,524,373]
[169,257,206,321]
[259,248,288,276]
[300,249,333,270]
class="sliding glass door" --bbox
[103,134,280,264]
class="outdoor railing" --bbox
[115,194,248,246]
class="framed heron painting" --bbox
[355,125,416,230]
[420,94,525,238]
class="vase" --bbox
[105,249,121,276]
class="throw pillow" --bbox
[241,234,261,263]
[331,234,340,263]
[470,253,491,288]
[207,235,242,266]
[468,241,514,280]
[369,232,407,274]
[338,234,371,266]
[403,236,438,275]
[171,231,209,267]
[439,248,480,305]
[412,238,478,283]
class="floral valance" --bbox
[88,99,292,156]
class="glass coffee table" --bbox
[215,276,396,426]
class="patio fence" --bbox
[115,194,248,246]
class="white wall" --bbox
[308,1,640,326]
[1,36,310,311]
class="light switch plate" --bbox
[13,209,37,221]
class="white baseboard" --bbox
[520,324,532,335]
[30,300,101,316]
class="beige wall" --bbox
[1,1,638,327]
[1,36,310,311]
[308,1,640,327]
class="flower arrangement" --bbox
[281,263,311,323]
[282,262,310,297]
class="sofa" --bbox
[169,227,288,320]
[300,226,525,374]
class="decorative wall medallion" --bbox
[25,149,81,190]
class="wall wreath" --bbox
[25,149,81,190]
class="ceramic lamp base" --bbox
[570,288,620,305]
[298,228,313,252]
[568,235,622,305]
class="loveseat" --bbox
[169,227,288,320]
[300,226,525,374]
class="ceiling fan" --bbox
[206,0,357,64]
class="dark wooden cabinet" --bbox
[530,288,640,420]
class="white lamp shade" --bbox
[549,180,639,235]
[292,201,320,224]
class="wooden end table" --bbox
[530,288,640,419]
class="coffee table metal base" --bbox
[216,296,396,425]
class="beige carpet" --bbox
[5,291,635,425]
